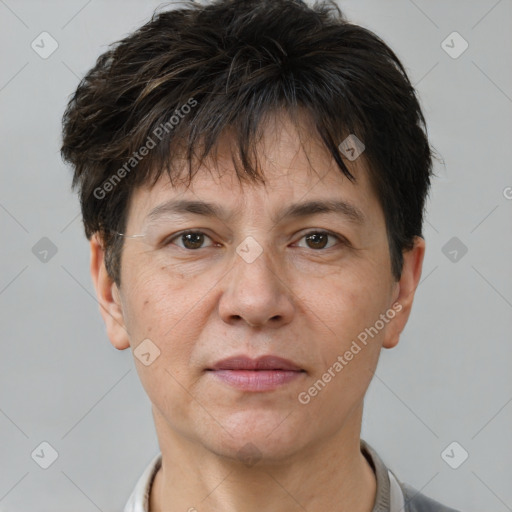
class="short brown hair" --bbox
[61,0,434,286]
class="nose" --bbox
[218,245,295,329]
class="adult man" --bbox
[61,0,460,510]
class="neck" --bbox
[149,402,376,512]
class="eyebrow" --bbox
[144,198,365,226]
[277,199,365,225]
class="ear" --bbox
[382,236,426,349]
[89,233,131,350]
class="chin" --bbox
[197,410,310,465]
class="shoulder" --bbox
[400,482,462,512]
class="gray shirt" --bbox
[124,439,461,511]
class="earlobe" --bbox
[382,236,426,349]
[89,234,131,350]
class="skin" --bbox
[90,112,425,512]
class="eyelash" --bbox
[164,229,348,251]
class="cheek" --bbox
[301,262,391,343]
[122,255,200,328]
[293,269,390,428]
[121,267,207,370]
[121,273,207,418]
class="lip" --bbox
[206,355,306,392]
[208,355,303,371]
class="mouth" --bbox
[206,355,306,392]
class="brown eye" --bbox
[296,230,343,250]
[305,232,329,249]
[182,232,205,249]
[167,231,214,250]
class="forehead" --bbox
[125,112,380,229]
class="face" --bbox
[92,112,423,464]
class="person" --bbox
[60,0,461,510]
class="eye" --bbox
[167,230,216,250]
[295,230,345,250]
[163,229,346,251]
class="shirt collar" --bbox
[123,452,161,512]
[361,439,405,512]
[124,439,402,512]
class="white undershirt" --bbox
[389,470,406,511]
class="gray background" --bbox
[1,0,511,510]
